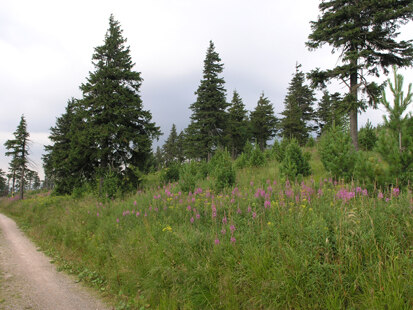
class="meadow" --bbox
[1,157,413,309]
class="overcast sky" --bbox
[1,0,412,179]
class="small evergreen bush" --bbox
[358,120,377,151]
[319,126,356,181]
[179,161,198,192]
[273,138,289,162]
[210,149,235,193]
[160,162,180,184]
[249,145,266,167]
[279,139,311,180]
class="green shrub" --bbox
[358,120,377,151]
[376,118,413,186]
[249,145,266,167]
[273,138,289,162]
[319,126,356,181]
[210,149,235,192]
[160,162,180,184]
[179,162,198,192]
[305,136,316,148]
[353,151,389,190]
[279,139,311,180]
[101,170,120,199]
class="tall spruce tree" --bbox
[279,65,316,145]
[79,15,160,191]
[227,90,250,158]
[188,41,228,160]
[317,91,347,135]
[307,0,413,149]
[250,93,278,150]
[4,115,30,199]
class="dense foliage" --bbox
[307,0,413,149]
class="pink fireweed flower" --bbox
[196,213,200,219]
[264,200,271,208]
[378,192,384,199]
[230,198,235,204]
[144,212,147,217]
[317,189,323,197]
[266,179,271,185]
[386,197,390,202]
[116,218,119,223]
[247,206,252,213]
[214,238,220,245]
[136,211,140,217]
[393,187,400,197]
[250,181,254,186]
[190,217,195,223]
[192,197,196,203]
[356,187,362,194]
[221,228,226,235]
[230,237,236,243]
[230,225,236,233]
[237,208,242,214]
[97,212,99,217]
[222,216,227,224]
[134,200,137,206]
[362,189,368,196]
[187,205,192,211]
[212,211,217,218]
[252,212,257,219]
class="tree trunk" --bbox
[12,171,15,197]
[350,61,359,151]
[20,140,26,200]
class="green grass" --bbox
[1,156,413,309]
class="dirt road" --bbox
[0,213,111,310]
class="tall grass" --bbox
[1,160,412,309]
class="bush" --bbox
[160,162,180,184]
[319,126,356,181]
[305,136,316,148]
[376,118,413,186]
[279,139,311,180]
[353,151,389,190]
[210,149,236,193]
[358,120,377,151]
[179,162,198,192]
[273,139,289,162]
[249,145,266,167]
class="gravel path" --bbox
[0,213,111,310]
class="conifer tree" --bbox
[79,15,160,191]
[227,91,250,158]
[188,41,228,160]
[250,93,278,150]
[4,115,30,199]
[0,169,6,196]
[163,124,180,166]
[43,98,90,194]
[307,0,413,149]
[317,91,347,135]
[279,65,316,145]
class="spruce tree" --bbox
[279,65,316,145]
[0,169,6,196]
[317,91,347,135]
[80,15,160,191]
[4,115,30,199]
[227,90,250,158]
[43,98,91,194]
[188,41,228,160]
[307,0,413,149]
[250,93,278,150]
[163,124,180,166]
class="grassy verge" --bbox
[1,161,412,309]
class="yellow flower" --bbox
[267,222,273,226]
[309,208,313,211]
[162,225,172,232]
